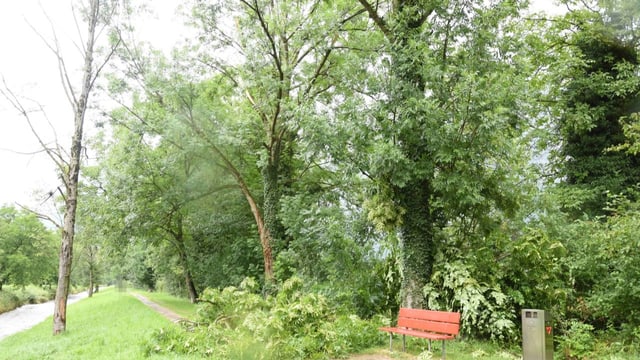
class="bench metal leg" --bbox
[442,340,445,359]
[402,335,406,352]
[389,333,393,352]
[428,339,432,352]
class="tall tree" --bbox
[354,0,534,307]
[1,0,121,333]
[555,2,640,217]
[94,125,208,302]
[112,0,367,282]
[191,0,367,281]
[50,0,120,334]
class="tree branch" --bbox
[357,0,391,39]
[16,203,63,230]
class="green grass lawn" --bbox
[0,288,190,360]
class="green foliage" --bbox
[6,284,55,305]
[425,260,518,342]
[555,8,640,217]
[0,206,58,290]
[424,212,569,343]
[0,290,20,314]
[196,277,268,328]
[499,227,569,315]
[559,320,596,360]
[563,194,640,332]
[145,277,386,359]
[0,285,56,314]
[275,186,400,319]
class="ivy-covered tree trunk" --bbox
[395,180,438,308]
[359,0,439,309]
[392,3,437,309]
[262,162,284,252]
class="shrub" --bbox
[564,196,640,333]
[559,320,595,359]
[424,260,518,342]
[145,277,386,359]
[10,284,55,304]
[0,291,20,314]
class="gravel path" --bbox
[131,293,184,323]
[0,291,89,341]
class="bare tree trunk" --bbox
[52,0,99,335]
[52,81,86,334]
[182,258,198,304]
[53,142,82,334]
[175,240,198,303]
[88,262,94,298]
[239,180,274,282]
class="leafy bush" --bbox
[559,320,595,360]
[0,291,20,314]
[196,277,268,328]
[422,204,571,343]
[145,277,386,359]
[564,195,640,332]
[9,284,55,304]
[0,285,57,314]
[424,260,517,342]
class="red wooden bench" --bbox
[379,308,461,359]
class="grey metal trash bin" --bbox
[522,309,553,360]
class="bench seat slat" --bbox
[398,318,460,335]
[399,308,460,324]
[379,326,456,340]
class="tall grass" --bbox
[0,288,184,360]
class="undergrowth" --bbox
[145,277,387,359]
[0,285,57,314]
[0,291,20,314]
[0,284,87,314]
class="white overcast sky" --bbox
[0,0,563,211]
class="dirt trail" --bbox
[130,293,184,323]
[0,291,89,341]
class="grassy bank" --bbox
[0,288,188,359]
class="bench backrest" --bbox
[397,308,461,336]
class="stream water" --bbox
[0,291,88,341]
